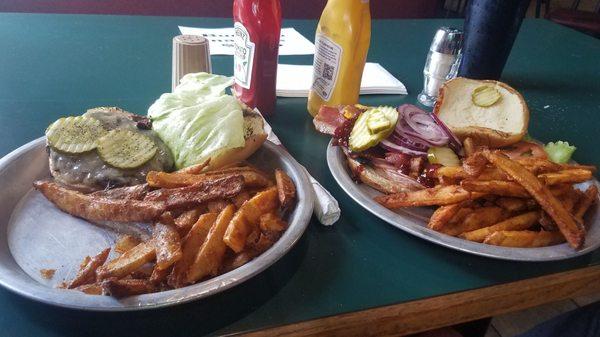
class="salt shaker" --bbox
[417,27,463,107]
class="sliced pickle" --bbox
[349,106,399,152]
[46,116,106,154]
[97,130,157,169]
[427,147,461,167]
[472,85,501,107]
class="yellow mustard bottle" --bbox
[307,0,371,116]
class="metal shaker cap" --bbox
[430,27,463,55]
[172,35,212,90]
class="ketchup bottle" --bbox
[233,0,282,116]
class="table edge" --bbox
[236,265,600,337]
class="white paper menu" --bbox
[178,26,315,56]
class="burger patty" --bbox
[48,107,174,191]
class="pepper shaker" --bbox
[418,27,463,107]
[172,35,212,91]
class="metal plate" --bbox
[0,137,313,311]
[327,141,600,261]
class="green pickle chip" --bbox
[46,116,107,154]
[98,129,157,169]
[349,106,399,152]
[472,85,501,107]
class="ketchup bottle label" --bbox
[234,22,255,89]
[311,34,342,101]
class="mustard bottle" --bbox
[307,0,371,116]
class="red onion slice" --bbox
[430,112,462,152]
[380,139,428,157]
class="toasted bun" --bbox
[205,110,267,170]
[434,77,529,148]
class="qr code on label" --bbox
[322,63,334,80]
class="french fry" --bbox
[275,169,296,208]
[440,206,505,236]
[461,180,530,198]
[207,200,231,213]
[176,158,211,175]
[147,169,270,189]
[495,197,532,213]
[436,166,468,180]
[173,208,203,236]
[68,248,110,289]
[115,235,140,254]
[247,233,277,253]
[220,250,258,274]
[560,163,596,174]
[101,278,156,298]
[483,230,565,248]
[427,203,465,231]
[168,212,217,288]
[483,150,585,249]
[538,169,593,185]
[97,241,155,280]
[223,187,279,252]
[375,185,471,208]
[463,137,477,157]
[76,283,103,295]
[460,211,540,242]
[143,175,244,210]
[259,212,287,232]
[573,185,599,224]
[515,157,562,175]
[34,180,166,223]
[186,205,236,283]
[149,265,171,285]
[231,191,251,209]
[153,213,182,271]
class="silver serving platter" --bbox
[327,140,600,261]
[0,137,313,311]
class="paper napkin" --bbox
[276,63,408,97]
[178,26,315,56]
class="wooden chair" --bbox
[537,0,600,37]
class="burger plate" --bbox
[0,137,313,311]
[327,140,600,261]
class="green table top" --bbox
[0,13,599,337]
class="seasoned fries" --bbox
[483,150,585,249]
[373,143,596,251]
[538,169,593,185]
[461,180,529,198]
[223,187,279,252]
[483,230,565,248]
[186,205,236,283]
[275,169,296,208]
[376,185,471,208]
[68,248,110,289]
[427,203,465,231]
[115,235,141,254]
[440,206,505,236]
[101,279,156,298]
[97,241,156,280]
[169,213,217,288]
[460,211,540,242]
[153,213,182,271]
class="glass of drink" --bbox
[458,0,531,80]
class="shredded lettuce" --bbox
[544,141,576,164]
[148,73,244,169]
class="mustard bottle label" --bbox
[311,33,343,101]
[234,22,255,89]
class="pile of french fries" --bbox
[60,165,296,298]
[376,147,598,250]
